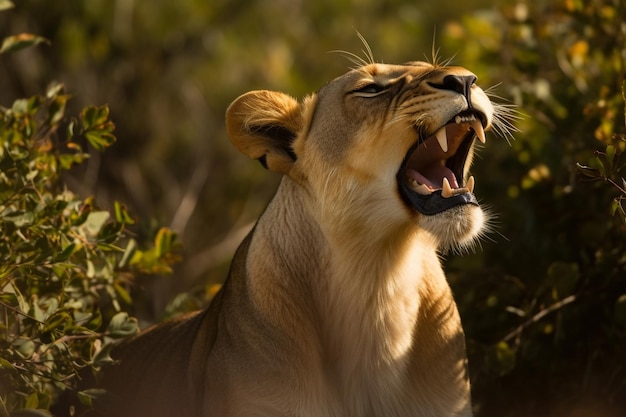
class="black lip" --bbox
[397,129,478,215]
[398,183,478,215]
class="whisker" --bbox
[425,33,456,68]
[328,50,370,69]
[428,28,439,66]
[482,88,524,145]
[329,32,377,68]
[385,113,411,128]
[356,31,376,65]
[483,83,503,94]
[439,52,458,68]
[492,105,522,141]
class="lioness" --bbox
[99,58,502,417]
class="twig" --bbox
[0,300,43,324]
[503,294,577,342]
[170,161,210,237]
[183,221,254,282]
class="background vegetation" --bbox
[0,0,624,416]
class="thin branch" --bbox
[170,161,210,237]
[0,300,43,324]
[183,221,254,282]
[503,294,577,342]
[606,176,626,195]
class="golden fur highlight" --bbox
[91,58,510,417]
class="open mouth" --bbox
[397,110,487,215]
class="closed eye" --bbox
[352,83,388,97]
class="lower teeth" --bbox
[408,179,432,195]
[407,175,476,198]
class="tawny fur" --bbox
[97,61,498,417]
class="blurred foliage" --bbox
[442,0,626,415]
[0,14,181,415]
[0,0,625,416]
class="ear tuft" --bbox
[226,90,303,175]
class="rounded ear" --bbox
[225,90,303,175]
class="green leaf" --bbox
[155,227,177,258]
[25,393,38,409]
[91,342,114,367]
[12,338,35,359]
[66,120,79,138]
[114,201,135,224]
[81,105,111,130]
[47,94,69,126]
[98,222,124,243]
[0,357,15,372]
[0,0,14,12]
[593,150,609,177]
[31,297,46,322]
[80,106,97,130]
[86,309,103,330]
[78,388,108,407]
[45,81,64,99]
[118,238,137,268]
[42,310,71,334]
[35,393,51,411]
[106,312,138,338]
[11,98,30,114]
[86,259,95,278]
[4,211,34,227]
[83,211,110,236]
[94,105,110,126]
[0,33,49,54]
[576,162,599,179]
[15,287,29,315]
[114,283,132,305]
[85,130,116,151]
[611,199,620,216]
[77,388,108,407]
[605,145,615,173]
[55,242,77,262]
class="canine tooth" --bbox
[466,175,475,193]
[472,119,486,144]
[415,183,432,195]
[441,177,453,198]
[455,115,461,124]
[435,127,448,152]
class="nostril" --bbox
[440,75,477,96]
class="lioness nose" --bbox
[440,75,477,96]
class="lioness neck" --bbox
[245,177,470,414]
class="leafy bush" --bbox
[442,1,626,414]
[0,15,180,416]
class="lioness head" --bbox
[226,61,497,252]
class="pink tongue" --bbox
[407,165,459,189]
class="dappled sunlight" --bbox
[1,0,624,415]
